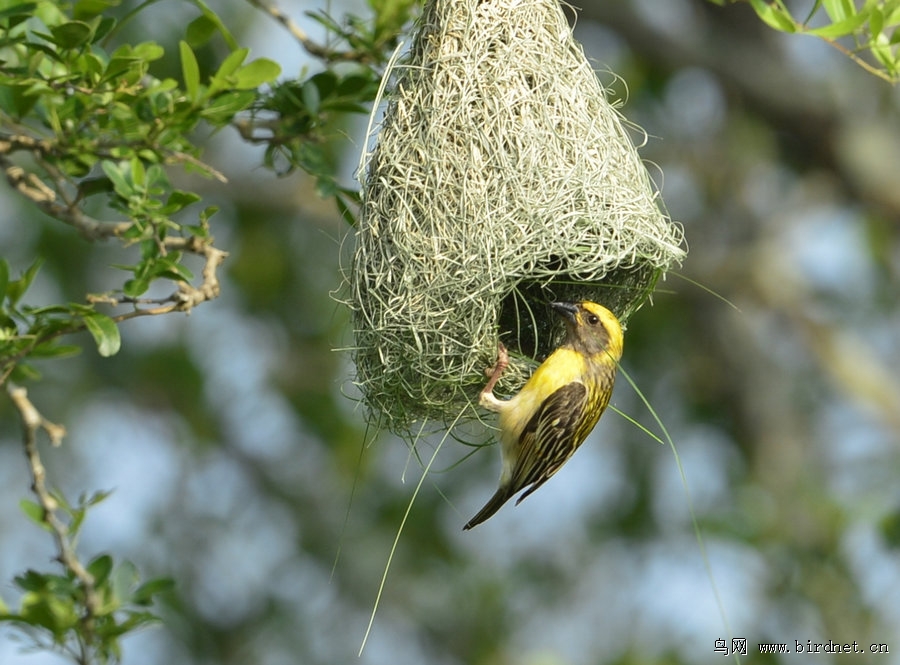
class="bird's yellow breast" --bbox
[499,347,588,441]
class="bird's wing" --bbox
[509,380,590,504]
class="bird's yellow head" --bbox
[550,301,624,361]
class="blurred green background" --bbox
[2,0,900,664]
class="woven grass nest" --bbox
[348,0,685,432]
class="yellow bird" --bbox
[464,301,623,530]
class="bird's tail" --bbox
[463,485,515,530]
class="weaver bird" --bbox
[463,301,623,530]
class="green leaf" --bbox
[131,577,175,605]
[131,41,166,62]
[29,302,89,316]
[69,507,88,538]
[369,0,416,31]
[336,71,378,98]
[165,190,202,211]
[84,488,114,507]
[75,51,107,82]
[94,15,118,43]
[185,15,218,47]
[215,48,249,78]
[179,40,201,102]
[805,11,868,37]
[887,2,900,26]
[7,258,43,306]
[33,1,66,28]
[192,0,239,50]
[233,58,281,90]
[101,160,134,199]
[870,34,898,73]
[123,277,150,297]
[101,57,141,84]
[77,175,116,199]
[153,256,194,282]
[870,7,884,39]
[50,489,73,514]
[129,156,146,189]
[208,47,249,95]
[822,0,855,21]
[145,163,167,190]
[310,70,337,98]
[200,89,256,123]
[335,190,358,226]
[305,9,343,35]
[0,83,41,118]
[115,609,162,634]
[18,591,79,638]
[87,555,114,586]
[315,174,339,199]
[18,499,51,531]
[10,362,41,382]
[73,0,120,20]
[30,342,82,359]
[14,571,50,593]
[82,313,121,357]
[0,2,37,22]
[49,21,94,49]
[301,79,321,114]
[749,0,798,32]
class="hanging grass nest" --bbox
[348,0,685,432]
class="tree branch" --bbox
[86,235,229,316]
[0,150,132,241]
[7,383,100,632]
[1,133,227,237]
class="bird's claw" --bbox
[479,343,509,411]
[484,342,509,377]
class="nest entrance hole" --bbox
[497,264,662,362]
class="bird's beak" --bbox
[550,301,579,323]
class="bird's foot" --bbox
[479,343,509,410]
[484,342,509,379]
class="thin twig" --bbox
[166,150,228,183]
[2,234,228,382]
[7,384,100,630]
[244,0,376,63]
[2,133,228,236]
[244,0,326,54]
[815,35,897,84]
[175,237,228,309]
[85,235,229,314]
[0,133,56,156]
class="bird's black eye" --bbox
[587,314,600,325]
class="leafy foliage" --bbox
[717,0,900,82]
[1,0,414,662]
[1,493,174,665]
[248,67,381,220]
[0,0,414,383]
[0,0,281,382]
